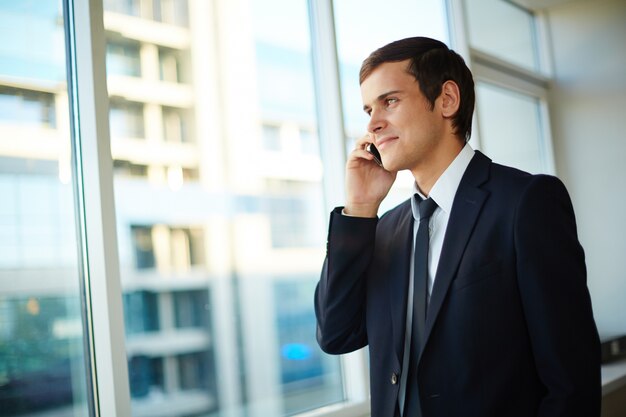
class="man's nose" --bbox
[367,109,386,134]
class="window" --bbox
[124,291,160,334]
[459,0,554,174]
[174,290,209,329]
[109,100,145,139]
[103,0,141,17]
[114,159,149,178]
[159,48,187,83]
[262,123,282,151]
[0,87,56,127]
[464,0,539,72]
[107,41,142,77]
[130,224,205,272]
[300,128,318,155]
[107,0,341,415]
[274,280,341,414]
[163,106,190,143]
[178,351,211,390]
[153,0,189,27]
[1,0,520,415]
[128,355,164,398]
[475,82,545,173]
[0,2,91,416]
[267,192,325,248]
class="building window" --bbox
[106,41,141,77]
[103,0,141,17]
[128,356,164,398]
[123,291,160,334]
[174,290,209,329]
[131,225,156,269]
[182,167,199,181]
[300,128,318,155]
[130,224,205,271]
[113,160,149,178]
[163,106,191,143]
[153,0,189,27]
[178,351,210,390]
[0,87,56,128]
[262,123,282,151]
[158,48,187,83]
[109,100,144,139]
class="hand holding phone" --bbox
[366,143,383,168]
[344,136,396,217]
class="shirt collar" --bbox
[411,143,475,220]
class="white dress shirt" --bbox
[398,143,475,414]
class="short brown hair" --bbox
[360,37,475,142]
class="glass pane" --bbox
[104,0,342,415]
[464,0,539,71]
[476,82,545,174]
[0,1,91,416]
[333,0,449,212]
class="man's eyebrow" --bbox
[362,90,403,112]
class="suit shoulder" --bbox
[486,162,573,214]
[488,162,558,191]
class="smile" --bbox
[377,136,398,150]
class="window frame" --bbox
[447,0,556,175]
[64,0,132,415]
[68,0,372,416]
[67,0,560,416]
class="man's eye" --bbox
[386,98,398,106]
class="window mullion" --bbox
[307,0,370,412]
[66,0,132,415]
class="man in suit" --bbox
[314,37,600,417]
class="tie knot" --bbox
[417,196,438,221]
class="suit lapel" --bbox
[420,151,491,357]
[389,203,414,360]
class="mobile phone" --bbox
[366,143,383,168]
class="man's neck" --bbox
[412,137,464,197]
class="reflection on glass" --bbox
[464,0,539,71]
[476,82,544,173]
[0,1,90,416]
[333,0,449,212]
[105,0,341,415]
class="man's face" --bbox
[360,60,445,174]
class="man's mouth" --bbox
[377,136,398,151]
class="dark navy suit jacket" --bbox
[315,151,600,417]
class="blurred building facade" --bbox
[0,0,341,416]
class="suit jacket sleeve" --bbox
[314,207,378,354]
[515,175,601,416]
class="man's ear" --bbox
[440,80,460,118]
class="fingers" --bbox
[354,134,373,149]
[348,134,376,163]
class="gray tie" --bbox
[404,196,438,417]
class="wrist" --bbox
[344,203,379,218]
